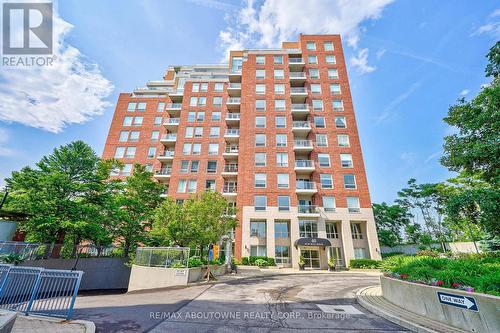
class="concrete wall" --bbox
[381,276,500,333]
[381,242,480,255]
[22,258,130,291]
[0,221,17,241]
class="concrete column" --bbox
[364,209,382,260]
[266,218,275,258]
[290,213,300,269]
[340,220,354,267]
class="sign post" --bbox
[437,292,478,312]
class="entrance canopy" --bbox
[294,237,331,248]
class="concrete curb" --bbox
[13,314,95,333]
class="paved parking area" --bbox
[74,272,409,332]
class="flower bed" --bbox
[381,254,500,296]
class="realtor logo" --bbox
[2,2,53,54]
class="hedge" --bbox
[349,259,382,269]
[240,256,275,266]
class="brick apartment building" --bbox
[102,34,381,269]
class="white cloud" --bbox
[376,48,386,59]
[424,150,441,163]
[350,48,376,74]
[471,8,500,38]
[186,0,239,11]
[0,11,114,133]
[218,0,394,60]
[459,89,469,96]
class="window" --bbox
[189,97,198,106]
[328,69,339,79]
[255,100,266,111]
[192,83,200,92]
[213,96,222,107]
[274,99,286,111]
[129,131,140,142]
[354,248,367,259]
[325,55,336,64]
[125,147,136,158]
[309,68,319,79]
[275,116,286,128]
[306,41,316,50]
[312,99,323,111]
[255,116,266,128]
[151,131,159,141]
[250,245,267,257]
[308,55,317,64]
[318,153,331,167]
[231,56,243,73]
[335,116,347,128]
[255,134,266,147]
[275,221,289,238]
[255,195,267,211]
[254,173,267,188]
[299,220,318,237]
[310,83,321,94]
[320,174,333,189]
[276,134,287,147]
[137,102,146,111]
[208,143,219,155]
[338,134,350,147]
[340,154,353,168]
[250,220,266,238]
[188,112,196,122]
[196,112,205,122]
[127,102,136,112]
[205,179,216,191]
[351,223,363,239]
[323,197,335,212]
[114,147,125,158]
[256,69,265,79]
[330,83,341,94]
[324,41,334,51]
[278,196,290,211]
[256,84,266,94]
[198,97,207,106]
[274,84,285,94]
[344,174,356,189]
[147,147,156,158]
[256,55,265,64]
[194,127,203,138]
[316,134,328,147]
[187,180,197,193]
[347,197,360,213]
[214,83,224,92]
[274,69,284,79]
[332,99,344,111]
[275,245,290,264]
[207,160,217,173]
[209,127,220,138]
[182,143,191,155]
[273,55,283,64]
[255,153,266,167]
[123,116,133,126]
[276,153,288,167]
[177,180,187,193]
[121,164,132,176]
[212,112,221,121]
[119,131,129,142]
[201,83,209,92]
[180,160,189,173]
[326,222,339,238]
[190,161,199,173]
[277,173,289,188]
[185,127,194,138]
[154,116,162,126]
[192,143,201,155]
[157,102,165,112]
[314,116,326,128]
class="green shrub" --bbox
[188,256,203,268]
[0,253,25,265]
[381,252,404,259]
[241,257,249,265]
[349,259,381,269]
[266,257,275,266]
[254,259,268,267]
[415,249,440,257]
[232,257,242,265]
[171,262,185,268]
[249,256,276,266]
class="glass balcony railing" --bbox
[225,129,240,136]
[156,167,172,176]
[166,103,182,109]
[226,113,240,120]
[298,205,318,214]
[295,160,314,168]
[222,184,237,193]
[291,103,309,110]
[289,58,304,63]
[161,134,177,141]
[224,147,239,154]
[158,150,174,158]
[227,97,241,104]
[289,72,306,78]
[292,121,311,128]
[293,140,313,148]
[223,164,238,172]
[228,83,241,89]
[296,181,316,190]
[290,87,307,94]
[164,118,180,125]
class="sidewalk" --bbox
[11,314,94,333]
[356,285,468,333]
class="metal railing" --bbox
[166,103,182,109]
[223,164,238,172]
[296,181,317,190]
[161,134,177,141]
[0,265,83,320]
[292,121,311,128]
[227,97,241,104]
[164,118,180,125]
[228,83,241,89]
[0,242,118,260]
[226,113,240,120]
[225,129,240,136]
[298,205,318,214]
[222,184,237,193]
[290,87,307,94]
[135,247,190,268]
[156,168,172,176]
[291,103,309,110]
[294,140,313,148]
[224,147,239,154]
[159,150,174,158]
[295,160,314,168]
[289,58,304,63]
[289,72,306,78]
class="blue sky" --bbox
[0,0,498,204]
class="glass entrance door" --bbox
[301,249,320,269]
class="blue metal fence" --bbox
[0,265,83,320]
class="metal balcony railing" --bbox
[291,103,309,110]
[159,150,174,158]
[164,118,180,125]
[289,58,304,63]
[289,72,306,78]
[296,181,316,190]
[229,83,241,89]
[293,140,313,148]
[227,97,241,104]
[156,167,172,175]
[225,147,239,154]
[290,87,307,94]
[295,160,314,168]
[298,205,318,214]
[223,164,238,172]
[161,134,177,141]
[222,184,237,193]
[226,113,240,120]
[166,103,182,109]
[292,121,311,128]
[225,129,240,136]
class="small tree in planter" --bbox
[328,257,335,271]
[298,255,305,270]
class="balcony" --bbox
[160,134,177,146]
[157,150,174,161]
[290,87,308,102]
[163,118,180,130]
[222,184,237,196]
[224,129,240,142]
[223,146,239,159]
[289,72,307,84]
[228,83,241,96]
[229,70,242,83]
[288,57,305,70]
[291,103,310,116]
[294,160,315,173]
[296,180,318,194]
[293,140,314,151]
[166,103,182,116]
[221,164,238,177]
[292,121,311,134]
[154,167,172,181]
[169,90,184,102]
[225,113,240,124]
[297,205,320,217]
[227,97,241,111]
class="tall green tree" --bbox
[372,202,412,247]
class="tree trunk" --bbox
[51,230,66,258]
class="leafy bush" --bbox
[254,259,268,267]
[239,256,275,266]
[381,252,404,259]
[188,256,203,268]
[241,257,249,265]
[349,259,381,269]
[171,262,186,268]
[0,253,25,265]
[415,249,440,257]
[232,257,242,265]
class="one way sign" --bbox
[437,291,479,312]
